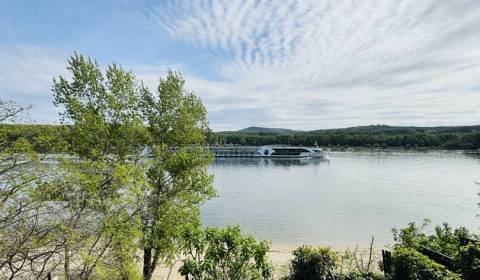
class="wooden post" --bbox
[382,249,392,275]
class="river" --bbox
[201,149,480,247]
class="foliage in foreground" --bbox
[284,245,383,280]
[390,247,461,280]
[456,243,480,280]
[392,220,475,256]
[284,221,480,280]
[53,54,215,280]
[0,53,216,280]
[288,245,338,280]
[392,221,480,280]
[0,100,81,278]
[179,225,272,280]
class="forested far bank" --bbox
[213,125,480,150]
[2,124,480,152]
[0,123,72,153]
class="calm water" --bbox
[201,149,480,247]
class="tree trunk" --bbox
[64,245,70,280]
[149,249,161,278]
[143,248,152,280]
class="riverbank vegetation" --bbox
[0,124,480,152]
[278,221,479,280]
[1,54,479,279]
[2,124,480,153]
[213,126,480,150]
[3,123,480,152]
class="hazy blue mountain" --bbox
[235,126,302,133]
[307,124,480,134]
[221,124,480,135]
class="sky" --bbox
[1,0,480,131]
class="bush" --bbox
[390,247,461,280]
[392,221,430,249]
[289,245,338,280]
[392,220,474,256]
[179,225,272,280]
[456,243,480,280]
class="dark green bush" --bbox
[390,247,461,280]
[289,245,338,280]
[456,243,480,280]
[392,221,474,256]
[179,225,272,280]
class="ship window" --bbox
[271,148,303,155]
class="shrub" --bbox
[456,243,480,280]
[392,220,430,250]
[289,245,338,280]
[392,220,474,256]
[390,247,461,280]
[179,225,272,280]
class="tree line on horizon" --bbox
[2,123,480,152]
[212,127,480,150]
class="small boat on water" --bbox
[256,145,327,158]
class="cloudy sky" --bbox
[1,0,480,131]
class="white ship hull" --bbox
[255,145,327,158]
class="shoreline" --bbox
[152,242,388,280]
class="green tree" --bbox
[52,53,215,279]
[179,225,272,280]
[138,70,215,280]
[0,100,65,279]
[52,54,148,279]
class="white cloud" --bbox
[0,46,69,123]
[142,0,480,130]
[3,1,480,130]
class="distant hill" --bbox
[307,124,480,134]
[212,124,480,149]
[235,126,301,134]
[230,125,480,135]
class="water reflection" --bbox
[213,157,330,167]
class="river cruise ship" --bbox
[256,145,326,158]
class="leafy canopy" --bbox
[52,53,216,279]
[179,225,272,280]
